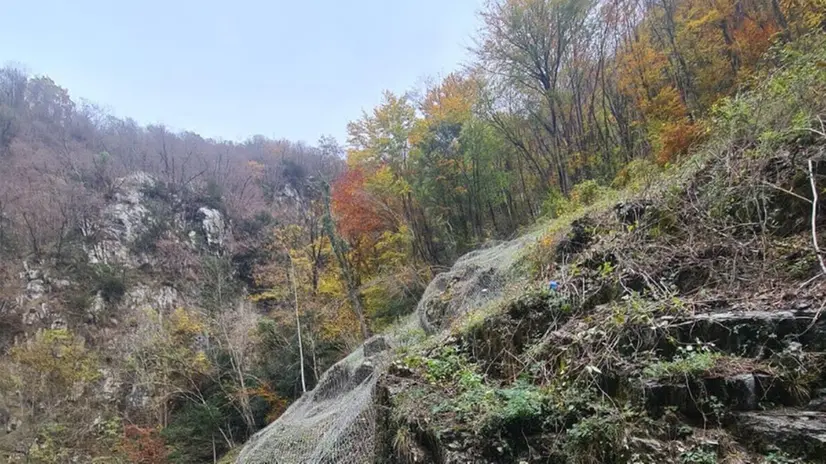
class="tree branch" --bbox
[808,159,826,276]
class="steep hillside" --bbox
[376,35,826,464]
[239,34,826,463]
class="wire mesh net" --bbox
[238,234,535,464]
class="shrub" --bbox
[563,406,632,464]
[92,264,127,304]
[542,188,573,218]
[655,119,707,165]
[679,446,717,464]
[570,180,605,207]
[484,381,546,431]
[119,425,169,464]
[420,346,467,384]
[710,33,826,158]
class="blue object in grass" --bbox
[548,281,559,291]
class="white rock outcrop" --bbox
[198,207,227,248]
[87,172,156,266]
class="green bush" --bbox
[86,263,127,304]
[485,381,546,430]
[542,188,574,218]
[570,180,606,207]
[679,446,717,464]
[542,179,613,218]
[711,33,826,158]
[563,406,631,464]
[419,346,467,384]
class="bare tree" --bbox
[475,0,596,194]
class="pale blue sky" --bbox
[0,0,483,144]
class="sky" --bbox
[0,0,484,145]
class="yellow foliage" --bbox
[420,73,477,125]
[375,226,412,269]
[318,268,345,298]
[169,307,205,341]
[10,329,100,387]
[318,302,361,342]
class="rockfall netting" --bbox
[237,234,536,464]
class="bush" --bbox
[654,119,707,165]
[162,396,232,464]
[542,188,573,218]
[570,180,606,207]
[542,179,613,219]
[711,33,826,158]
[679,446,717,464]
[119,425,168,464]
[92,264,127,304]
[484,381,546,432]
[563,406,632,464]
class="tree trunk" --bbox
[771,0,791,41]
[288,255,307,393]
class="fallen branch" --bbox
[762,180,812,204]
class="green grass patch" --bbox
[643,345,723,380]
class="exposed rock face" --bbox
[21,262,47,300]
[87,172,155,266]
[662,308,826,356]
[126,384,151,415]
[198,207,226,248]
[126,284,179,313]
[736,410,826,459]
[644,373,784,420]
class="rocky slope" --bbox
[0,172,241,459]
[371,140,826,463]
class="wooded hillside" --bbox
[0,0,823,462]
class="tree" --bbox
[475,0,596,195]
[323,183,371,341]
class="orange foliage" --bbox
[119,425,169,464]
[732,19,779,73]
[331,169,391,243]
[656,119,707,165]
